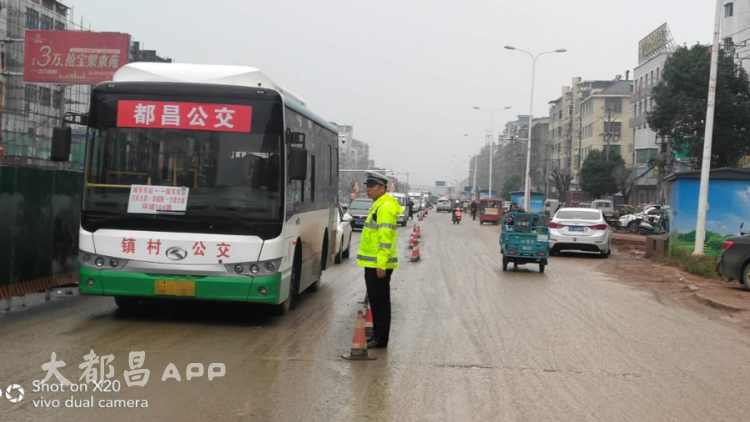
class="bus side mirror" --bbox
[289,148,307,180]
[51,126,72,162]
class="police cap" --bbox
[365,171,389,187]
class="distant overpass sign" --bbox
[435,181,446,187]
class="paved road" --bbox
[2,211,750,421]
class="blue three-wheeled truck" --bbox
[499,213,551,273]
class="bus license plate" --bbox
[154,280,195,297]
[522,246,532,251]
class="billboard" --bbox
[435,181,446,187]
[638,23,672,64]
[24,30,130,84]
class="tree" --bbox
[580,150,624,199]
[501,173,523,200]
[648,44,750,168]
[612,165,634,204]
[550,169,573,200]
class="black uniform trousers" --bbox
[364,267,393,343]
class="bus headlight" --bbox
[224,259,281,277]
[80,251,128,269]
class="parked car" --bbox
[619,204,663,231]
[335,206,353,263]
[345,198,374,231]
[719,225,750,290]
[437,198,452,212]
[391,192,408,226]
[548,208,612,257]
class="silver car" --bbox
[549,208,612,257]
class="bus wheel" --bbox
[335,235,344,264]
[274,247,301,316]
[310,236,328,292]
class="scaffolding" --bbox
[0,0,91,169]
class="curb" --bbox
[693,293,748,313]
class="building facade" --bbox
[579,80,634,167]
[630,52,669,204]
[335,124,370,201]
[722,1,750,75]
[548,77,633,194]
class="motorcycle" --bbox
[631,215,664,236]
[452,208,462,224]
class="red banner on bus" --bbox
[116,101,253,133]
[24,30,130,84]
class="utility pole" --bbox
[695,0,722,255]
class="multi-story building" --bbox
[548,77,634,195]
[579,80,634,166]
[492,116,549,197]
[334,123,370,201]
[0,0,171,169]
[630,23,677,204]
[722,1,750,75]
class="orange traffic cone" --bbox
[342,310,376,360]
[416,225,421,238]
[418,212,423,221]
[409,232,416,249]
[365,305,374,337]
[410,240,421,262]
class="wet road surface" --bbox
[2,211,750,421]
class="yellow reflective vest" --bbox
[357,193,403,269]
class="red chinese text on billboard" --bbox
[116,101,253,133]
[24,30,130,85]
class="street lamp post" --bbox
[464,134,483,200]
[473,106,511,198]
[505,46,566,211]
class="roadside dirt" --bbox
[601,232,750,332]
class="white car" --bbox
[335,205,353,264]
[549,208,612,257]
[436,199,452,212]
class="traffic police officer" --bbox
[357,171,403,349]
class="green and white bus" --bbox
[52,63,340,315]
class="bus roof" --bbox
[112,62,337,134]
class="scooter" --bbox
[452,209,462,224]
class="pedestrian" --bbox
[407,198,415,220]
[356,171,402,349]
[470,200,478,220]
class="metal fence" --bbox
[0,166,81,298]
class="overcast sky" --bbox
[69,0,715,189]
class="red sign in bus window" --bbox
[117,101,252,133]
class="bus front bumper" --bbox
[78,266,284,304]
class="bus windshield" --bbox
[82,94,284,236]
